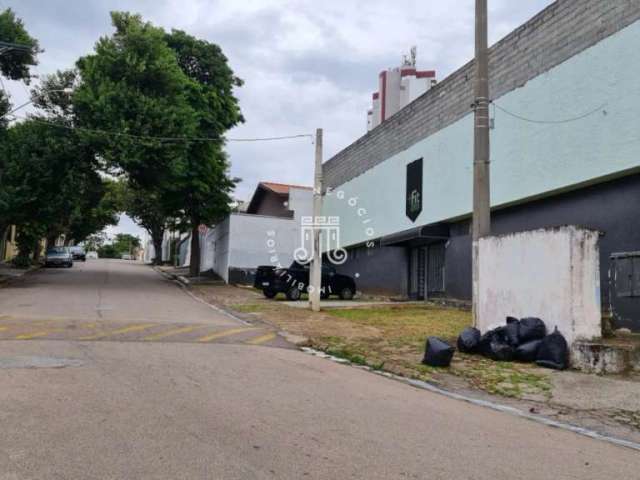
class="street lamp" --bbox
[1,88,73,119]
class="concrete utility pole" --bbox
[472,0,491,327]
[309,128,323,312]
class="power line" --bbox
[11,114,313,144]
[493,102,607,125]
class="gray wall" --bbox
[446,173,640,331]
[336,245,408,296]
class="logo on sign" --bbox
[406,158,423,222]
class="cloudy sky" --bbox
[2,0,553,236]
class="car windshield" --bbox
[47,247,67,254]
[70,246,84,253]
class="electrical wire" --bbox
[493,102,607,125]
[10,114,313,144]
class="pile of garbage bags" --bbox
[423,316,569,369]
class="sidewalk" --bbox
[0,262,39,284]
[190,282,640,444]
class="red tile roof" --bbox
[260,182,312,195]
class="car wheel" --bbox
[286,287,302,301]
[339,287,354,300]
[263,288,277,299]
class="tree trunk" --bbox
[33,240,41,262]
[152,234,164,266]
[189,224,200,277]
[149,229,164,265]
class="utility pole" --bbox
[309,128,323,312]
[472,0,491,327]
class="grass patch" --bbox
[318,304,551,399]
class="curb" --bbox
[299,346,640,453]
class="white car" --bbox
[121,254,133,260]
[86,251,99,259]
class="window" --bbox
[613,255,640,297]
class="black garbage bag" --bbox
[478,327,505,357]
[536,327,569,370]
[457,327,481,353]
[515,339,544,363]
[519,317,546,343]
[423,337,455,367]
[504,317,521,346]
[477,327,514,361]
[488,339,515,362]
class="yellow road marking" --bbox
[143,325,202,341]
[15,331,51,340]
[197,327,259,343]
[246,332,277,345]
[0,326,8,332]
[79,324,156,340]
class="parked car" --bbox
[254,261,356,301]
[86,251,99,259]
[121,254,133,260]
[44,246,73,268]
[69,246,86,261]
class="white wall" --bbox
[228,213,299,270]
[478,226,601,346]
[288,187,313,220]
[210,217,231,282]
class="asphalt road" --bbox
[0,260,637,479]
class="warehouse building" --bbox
[322,0,640,332]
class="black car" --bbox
[254,261,356,301]
[69,246,86,261]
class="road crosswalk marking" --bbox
[143,325,201,341]
[79,324,156,341]
[246,332,277,345]
[197,327,259,343]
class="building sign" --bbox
[406,158,423,222]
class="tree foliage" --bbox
[0,8,40,82]
[74,13,243,274]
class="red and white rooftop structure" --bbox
[367,47,437,131]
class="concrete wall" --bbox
[323,2,640,248]
[288,187,313,220]
[209,218,231,282]
[478,226,601,346]
[336,244,408,296]
[227,213,299,271]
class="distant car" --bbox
[121,254,133,260]
[69,246,86,261]
[254,261,357,301]
[86,251,99,259]
[44,246,73,268]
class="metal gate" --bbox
[610,252,640,332]
[427,243,445,295]
[409,243,445,300]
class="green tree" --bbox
[98,233,140,259]
[165,28,243,276]
[0,8,40,242]
[1,117,119,261]
[0,8,40,82]
[122,181,180,265]
[74,13,243,276]
[73,12,197,188]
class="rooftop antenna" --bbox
[402,46,417,67]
